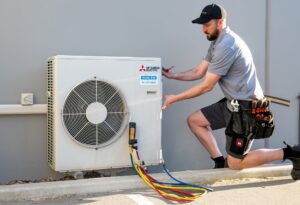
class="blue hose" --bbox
[130,150,212,192]
[130,154,140,176]
[162,164,213,192]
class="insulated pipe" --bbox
[0,104,47,115]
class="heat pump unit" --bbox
[47,55,162,172]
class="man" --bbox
[162,3,300,179]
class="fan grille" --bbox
[62,80,128,148]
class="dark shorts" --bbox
[201,98,254,159]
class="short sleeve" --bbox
[204,43,213,62]
[208,46,236,76]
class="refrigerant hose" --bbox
[128,122,212,203]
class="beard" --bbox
[206,28,219,41]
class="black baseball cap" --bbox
[192,3,227,24]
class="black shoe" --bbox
[284,142,300,180]
[214,164,224,169]
[212,157,228,169]
[212,156,225,169]
[224,158,229,168]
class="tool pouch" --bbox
[225,110,275,140]
[225,98,275,156]
[225,111,253,138]
[225,111,255,155]
[253,111,275,139]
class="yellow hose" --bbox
[130,147,208,202]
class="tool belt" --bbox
[225,98,275,140]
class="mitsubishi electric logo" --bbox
[139,65,146,72]
[139,64,160,86]
[139,65,160,72]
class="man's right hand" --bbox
[162,65,175,79]
[161,94,178,110]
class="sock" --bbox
[212,156,225,168]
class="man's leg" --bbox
[187,111,224,167]
[227,148,284,170]
[227,143,300,180]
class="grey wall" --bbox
[0,0,298,184]
[267,0,300,148]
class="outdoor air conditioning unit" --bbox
[47,55,162,172]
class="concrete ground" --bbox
[0,164,298,205]
[1,176,299,205]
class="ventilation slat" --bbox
[47,60,54,166]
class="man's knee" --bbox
[187,111,209,129]
[187,113,197,128]
[227,155,244,170]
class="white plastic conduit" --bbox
[0,104,47,115]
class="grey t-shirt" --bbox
[205,27,264,102]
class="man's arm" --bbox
[162,72,221,109]
[163,60,209,81]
